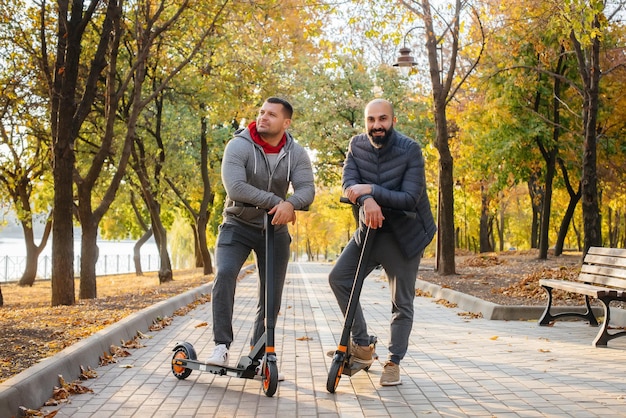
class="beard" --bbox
[367,126,393,148]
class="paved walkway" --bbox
[26,262,626,417]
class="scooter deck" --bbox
[342,358,374,376]
[171,356,260,379]
[327,345,379,376]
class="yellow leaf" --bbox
[195,322,208,328]
[490,336,498,340]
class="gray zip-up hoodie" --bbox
[221,126,315,230]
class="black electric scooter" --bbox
[326,225,377,393]
[326,198,415,393]
[171,212,281,397]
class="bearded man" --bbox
[327,98,436,386]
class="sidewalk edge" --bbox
[0,282,213,418]
[415,278,624,324]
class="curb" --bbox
[0,283,213,418]
[415,278,626,324]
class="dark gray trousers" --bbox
[211,221,291,347]
[329,230,421,364]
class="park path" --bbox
[37,262,626,417]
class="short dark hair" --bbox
[266,96,293,119]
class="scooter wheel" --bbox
[262,362,279,397]
[326,358,344,393]
[171,346,193,380]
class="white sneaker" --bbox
[206,344,229,366]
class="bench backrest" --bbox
[578,247,626,289]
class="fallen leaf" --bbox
[435,299,458,308]
[99,351,117,366]
[19,406,44,416]
[79,365,98,380]
[195,322,208,328]
[137,330,153,339]
[490,336,499,340]
[121,336,145,349]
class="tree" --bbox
[39,0,230,302]
[0,0,54,287]
[566,0,606,254]
[44,0,116,306]
[399,0,485,274]
[163,109,217,275]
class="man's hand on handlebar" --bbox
[268,200,296,225]
[345,184,372,203]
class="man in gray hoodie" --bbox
[207,97,315,374]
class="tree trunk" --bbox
[498,207,504,252]
[79,219,99,299]
[51,143,75,306]
[19,224,39,286]
[555,192,581,256]
[193,228,203,268]
[434,109,456,274]
[50,0,80,307]
[527,173,543,249]
[197,217,213,275]
[571,27,602,256]
[479,183,493,253]
[151,214,173,283]
[538,152,556,260]
[554,158,581,256]
[133,228,153,276]
[0,284,3,307]
[197,113,214,274]
[18,215,52,286]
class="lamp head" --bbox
[393,47,416,76]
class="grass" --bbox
[0,268,213,384]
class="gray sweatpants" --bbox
[329,230,421,365]
[211,221,291,348]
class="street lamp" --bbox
[393,47,417,76]
[393,26,422,76]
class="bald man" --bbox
[328,99,436,386]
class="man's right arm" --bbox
[221,138,282,209]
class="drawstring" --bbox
[252,141,258,174]
[250,138,290,181]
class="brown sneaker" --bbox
[350,343,374,365]
[380,361,402,386]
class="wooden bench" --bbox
[538,246,626,347]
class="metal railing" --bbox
[0,254,160,283]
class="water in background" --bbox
[0,237,161,283]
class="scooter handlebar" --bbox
[339,196,416,219]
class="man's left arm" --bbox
[270,147,315,224]
[285,147,315,210]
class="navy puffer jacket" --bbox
[343,130,436,259]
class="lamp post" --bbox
[455,179,468,250]
[392,26,422,75]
